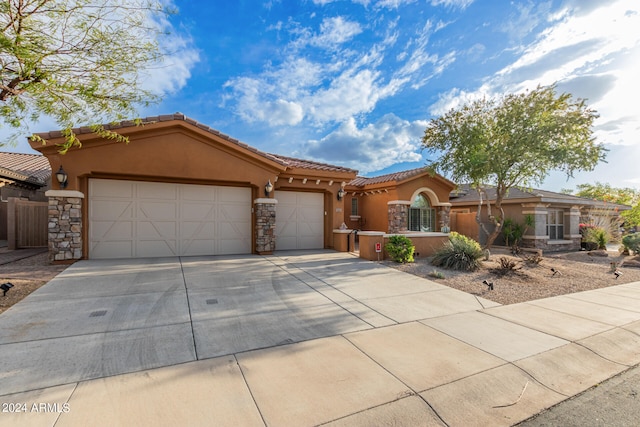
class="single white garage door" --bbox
[276,191,324,250]
[89,179,251,259]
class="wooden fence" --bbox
[7,198,48,249]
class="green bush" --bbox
[622,233,640,254]
[385,235,415,263]
[431,232,483,271]
[583,227,609,250]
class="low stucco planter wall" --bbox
[358,231,449,261]
[333,229,356,252]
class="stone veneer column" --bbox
[254,198,277,254]
[46,190,84,262]
[439,205,452,232]
[387,200,411,233]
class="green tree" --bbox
[422,84,606,248]
[1,0,170,152]
[574,182,639,205]
[574,182,640,227]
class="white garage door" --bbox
[89,179,251,259]
[276,191,324,250]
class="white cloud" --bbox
[269,100,305,126]
[304,114,426,173]
[430,0,474,10]
[312,17,363,48]
[430,0,640,148]
[139,1,200,95]
[307,69,382,123]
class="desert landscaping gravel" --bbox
[388,248,640,305]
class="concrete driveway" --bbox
[0,251,497,396]
[2,250,640,426]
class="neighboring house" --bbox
[0,152,51,244]
[448,184,630,251]
[29,114,457,261]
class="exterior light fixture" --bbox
[337,187,346,201]
[56,166,68,189]
[265,180,274,196]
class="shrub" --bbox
[431,232,483,271]
[385,235,415,263]
[503,215,533,249]
[622,233,640,254]
[583,226,609,250]
[428,270,445,279]
[498,257,519,271]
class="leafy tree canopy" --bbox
[0,0,171,152]
[422,84,607,247]
[573,182,639,206]
[572,182,640,227]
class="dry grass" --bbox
[388,248,640,305]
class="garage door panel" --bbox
[90,241,134,259]
[91,179,134,198]
[218,186,248,202]
[181,222,216,239]
[137,221,176,239]
[89,179,251,259]
[181,185,215,201]
[90,221,133,240]
[137,181,178,199]
[139,202,177,220]
[90,201,133,220]
[276,191,324,251]
[181,203,215,220]
[137,240,178,257]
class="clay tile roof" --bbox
[0,151,51,185]
[31,113,360,175]
[348,167,431,187]
[33,113,288,168]
[267,153,358,174]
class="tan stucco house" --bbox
[30,114,454,261]
[449,184,630,251]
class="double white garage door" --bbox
[88,179,324,259]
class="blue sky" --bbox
[8,0,640,192]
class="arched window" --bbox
[408,194,436,232]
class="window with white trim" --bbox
[547,209,564,240]
[351,197,358,216]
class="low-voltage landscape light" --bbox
[1,282,13,296]
[482,279,494,291]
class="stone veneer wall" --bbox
[388,201,411,233]
[254,198,277,254]
[46,190,84,262]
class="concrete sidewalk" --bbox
[1,251,639,426]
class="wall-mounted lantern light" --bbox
[265,180,274,196]
[337,187,346,201]
[56,166,68,189]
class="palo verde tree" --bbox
[0,0,171,152]
[422,84,607,248]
